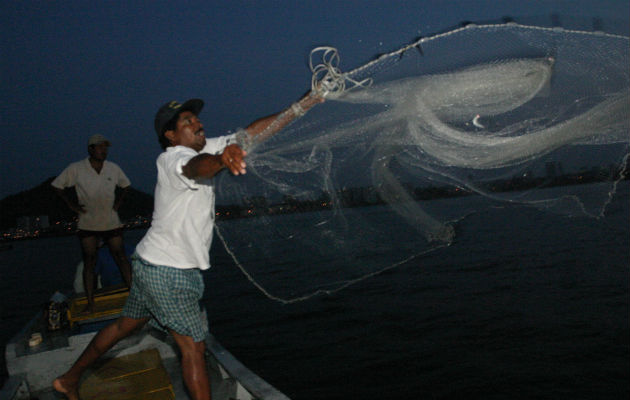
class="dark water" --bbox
[1,183,628,399]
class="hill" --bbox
[0,177,153,230]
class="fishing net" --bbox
[214,20,629,303]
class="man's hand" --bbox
[221,144,247,175]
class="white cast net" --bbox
[214,20,629,303]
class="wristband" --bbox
[291,102,306,117]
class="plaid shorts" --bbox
[122,253,209,342]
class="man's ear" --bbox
[164,130,176,145]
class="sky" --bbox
[1,0,628,198]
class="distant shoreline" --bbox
[0,224,150,244]
[3,174,627,244]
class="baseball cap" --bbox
[154,99,204,140]
[88,134,111,146]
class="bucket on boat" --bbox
[45,298,68,331]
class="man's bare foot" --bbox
[53,375,80,400]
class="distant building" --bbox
[16,215,49,234]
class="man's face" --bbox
[88,143,109,161]
[167,110,206,152]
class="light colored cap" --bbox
[88,134,111,146]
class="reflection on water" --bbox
[207,183,629,399]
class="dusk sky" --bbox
[2,0,628,198]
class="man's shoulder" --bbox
[102,160,128,174]
[102,160,131,186]
[72,158,89,167]
[103,159,122,168]
[166,145,199,154]
[60,158,89,172]
[159,146,197,161]
[51,159,87,187]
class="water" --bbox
[1,183,628,399]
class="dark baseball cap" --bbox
[154,98,204,139]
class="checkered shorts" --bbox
[122,254,209,342]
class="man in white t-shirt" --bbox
[53,93,323,400]
[51,134,133,311]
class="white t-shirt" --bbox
[51,158,131,231]
[136,135,235,270]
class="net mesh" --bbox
[214,20,629,303]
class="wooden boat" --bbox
[1,286,290,400]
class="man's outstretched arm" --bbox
[245,91,323,137]
[183,91,324,180]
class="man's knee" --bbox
[106,235,124,250]
[114,317,147,335]
[110,250,127,264]
[184,339,206,355]
[172,332,206,358]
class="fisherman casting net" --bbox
[214,20,629,303]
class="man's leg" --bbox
[170,330,211,400]
[53,316,149,400]
[105,235,132,288]
[79,235,99,312]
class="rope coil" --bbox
[309,46,372,99]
